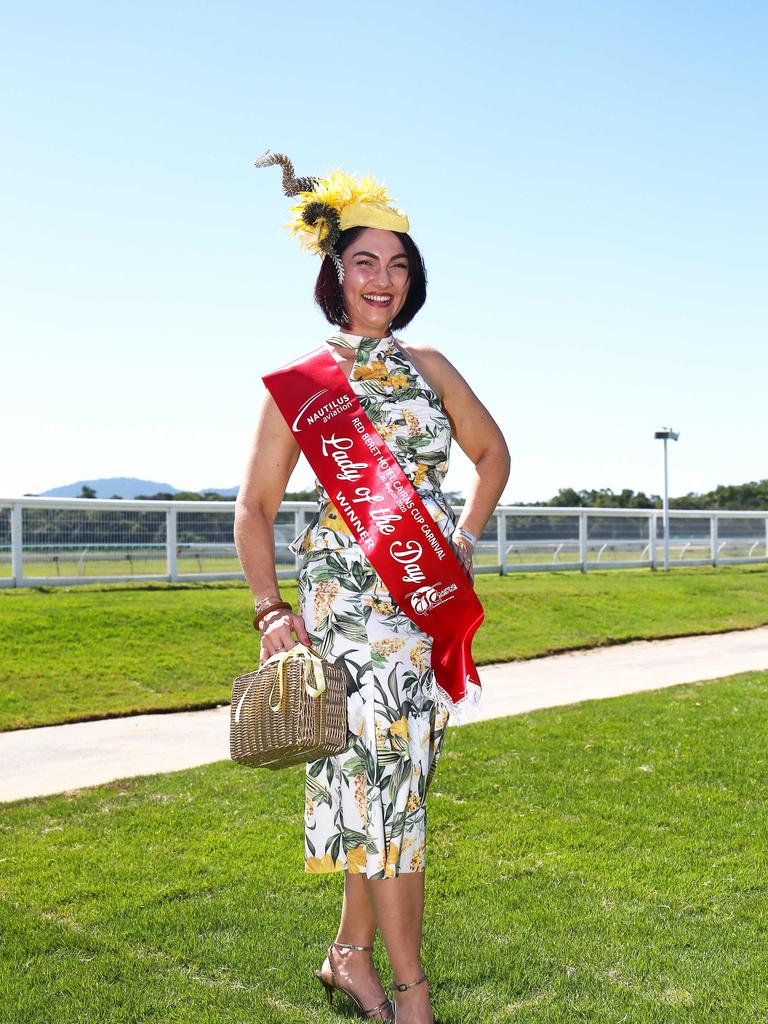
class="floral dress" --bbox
[290,329,458,878]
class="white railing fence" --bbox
[1,497,766,588]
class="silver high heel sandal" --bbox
[391,973,443,1024]
[315,940,395,1021]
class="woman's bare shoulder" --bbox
[393,337,462,399]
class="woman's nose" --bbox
[372,265,394,287]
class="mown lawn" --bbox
[1,670,765,1023]
[1,563,767,731]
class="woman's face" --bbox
[340,228,410,336]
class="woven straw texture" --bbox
[230,647,350,770]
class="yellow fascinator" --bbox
[254,150,409,283]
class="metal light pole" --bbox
[654,427,680,571]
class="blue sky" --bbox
[2,1,765,503]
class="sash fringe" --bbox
[425,675,483,727]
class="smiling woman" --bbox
[314,225,428,331]
[235,150,510,1023]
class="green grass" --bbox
[2,563,768,731]
[1,670,765,1022]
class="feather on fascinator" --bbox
[254,150,409,283]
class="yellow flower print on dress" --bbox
[353,359,389,382]
[377,422,397,441]
[375,718,389,749]
[320,503,353,536]
[346,844,368,873]
[403,409,421,437]
[389,716,410,740]
[363,594,396,616]
[384,841,400,878]
[413,463,429,487]
[409,840,425,871]
[371,637,407,657]
[313,579,340,622]
[406,791,421,813]
[409,639,430,674]
[306,852,344,873]
[353,772,369,822]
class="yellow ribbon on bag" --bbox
[234,642,326,724]
[267,642,326,712]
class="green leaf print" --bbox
[406,449,449,467]
[308,564,348,583]
[376,748,404,765]
[386,665,400,707]
[389,758,413,803]
[389,810,407,841]
[417,768,427,805]
[328,832,343,861]
[306,773,331,808]
[308,757,329,778]
[397,433,433,449]
[339,754,368,778]
[371,649,387,669]
[350,559,374,591]
[356,337,381,362]
[342,827,368,850]
[328,609,369,644]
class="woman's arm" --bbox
[402,342,511,576]
[234,387,311,661]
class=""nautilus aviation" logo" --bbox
[408,582,458,614]
[292,388,354,432]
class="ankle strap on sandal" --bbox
[333,940,374,951]
[392,973,427,992]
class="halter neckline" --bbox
[325,330,394,351]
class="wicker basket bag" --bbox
[230,642,350,770]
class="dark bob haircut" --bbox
[314,226,427,330]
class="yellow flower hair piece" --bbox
[254,150,409,283]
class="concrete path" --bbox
[2,626,767,804]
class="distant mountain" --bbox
[33,477,240,499]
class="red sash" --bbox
[263,344,484,719]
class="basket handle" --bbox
[234,643,327,723]
[267,643,326,712]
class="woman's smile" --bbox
[341,228,410,336]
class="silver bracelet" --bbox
[454,526,477,546]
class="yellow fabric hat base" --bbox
[339,201,409,233]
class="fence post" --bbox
[496,511,507,576]
[710,513,718,568]
[167,506,177,582]
[11,501,23,587]
[579,510,588,572]
[293,508,306,574]
[649,511,657,571]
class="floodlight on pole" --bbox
[654,427,680,571]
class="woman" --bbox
[234,154,510,1024]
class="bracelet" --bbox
[252,601,292,630]
[254,594,281,614]
[454,526,477,545]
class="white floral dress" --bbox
[290,330,458,878]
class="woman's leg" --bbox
[337,870,377,945]
[368,872,435,1023]
[321,871,391,1015]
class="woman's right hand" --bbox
[258,609,311,665]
